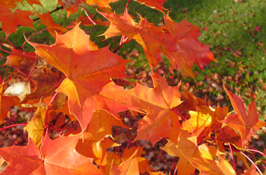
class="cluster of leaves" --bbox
[163,0,266,115]
[0,0,266,174]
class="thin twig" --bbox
[229,143,236,173]
[241,151,263,175]
[0,123,27,132]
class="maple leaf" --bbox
[215,125,242,151]
[60,0,118,15]
[0,132,104,174]
[0,0,24,9]
[37,13,68,38]
[27,23,130,129]
[95,145,145,175]
[162,131,236,175]
[80,109,127,143]
[0,93,20,124]
[161,132,196,174]
[77,137,119,168]
[0,5,33,36]
[22,63,65,105]
[109,147,142,175]
[134,0,166,13]
[222,86,266,148]
[100,11,215,77]
[24,101,46,147]
[75,109,126,163]
[4,49,36,76]
[101,74,182,145]
[182,110,212,137]
[84,0,118,7]
[148,170,166,175]
[244,164,260,175]
[48,92,77,122]
[0,157,4,167]
[58,0,80,17]
[0,78,20,124]
[84,0,118,12]
[176,90,210,117]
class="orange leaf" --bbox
[134,0,166,13]
[0,95,20,124]
[110,150,140,175]
[100,11,215,77]
[0,82,20,124]
[109,147,143,175]
[58,0,79,17]
[215,125,242,151]
[22,64,65,105]
[0,0,24,9]
[177,90,228,143]
[147,170,166,175]
[5,49,36,76]
[223,86,266,147]
[161,132,196,175]
[182,110,212,137]
[84,0,118,13]
[244,164,260,175]
[37,13,68,38]
[162,131,236,175]
[24,101,46,147]
[84,109,127,142]
[27,23,129,129]
[84,0,118,7]
[0,132,103,174]
[101,74,182,145]
[0,5,33,36]
[75,109,126,163]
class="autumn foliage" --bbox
[0,0,265,174]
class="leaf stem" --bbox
[173,167,177,175]
[113,37,131,53]
[0,123,27,132]
[2,57,10,84]
[21,28,47,49]
[246,147,266,159]
[125,0,130,15]
[228,143,236,173]
[82,7,96,26]
[0,37,15,48]
[240,151,263,175]
[0,47,37,59]
[45,91,59,125]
